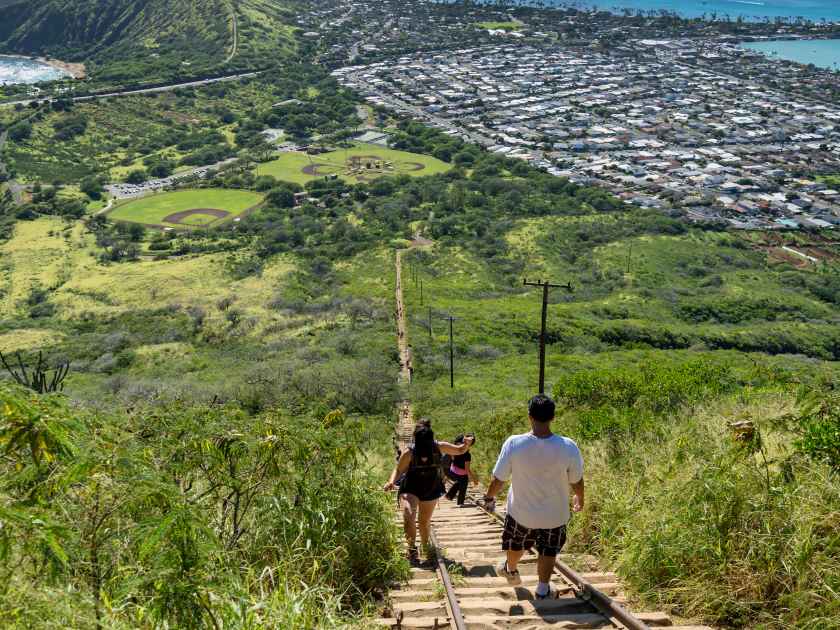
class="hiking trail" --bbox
[379,249,715,630]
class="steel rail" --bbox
[466,490,650,630]
[429,528,468,630]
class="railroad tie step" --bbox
[389,590,444,603]
[453,584,577,600]
[456,595,596,616]
[632,611,674,626]
[406,573,618,589]
[376,613,615,629]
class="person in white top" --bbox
[480,394,585,599]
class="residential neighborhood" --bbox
[335,41,840,230]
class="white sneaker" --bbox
[535,586,554,600]
[497,561,522,585]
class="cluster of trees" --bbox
[85,214,145,262]
[12,184,87,221]
[237,65,361,144]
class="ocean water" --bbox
[741,38,840,69]
[0,56,68,85]
[547,0,840,22]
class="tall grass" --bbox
[570,396,840,628]
[416,355,840,628]
[0,384,406,629]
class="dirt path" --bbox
[394,249,415,449]
[224,2,239,65]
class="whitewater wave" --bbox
[0,57,67,85]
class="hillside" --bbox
[0,63,838,627]
[0,0,296,83]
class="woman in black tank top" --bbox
[384,422,474,563]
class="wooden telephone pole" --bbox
[523,279,573,394]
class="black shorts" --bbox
[398,475,445,502]
[502,514,567,557]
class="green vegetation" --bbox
[0,0,296,86]
[0,64,360,185]
[387,179,840,628]
[256,142,452,185]
[0,34,838,628]
[108,189,264,227]
[475,21,522,31]
[817,174,840,187]
[0,383,404,628]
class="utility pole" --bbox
[523,279,573,394]
[626,243,633,275]
[420,279,424,305]
[428,306,433,340]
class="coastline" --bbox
[0,53,86,80]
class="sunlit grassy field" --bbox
[108,189,264,227]
[256,142,452,185]
[476,21,522,30]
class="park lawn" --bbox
[817,174,840,187]
[108,189,264,226]
[476,21,521,30]
[256,151,323,185]
[256,142,452,185]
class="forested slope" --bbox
[0,0,296,83]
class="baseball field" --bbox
[108,189,265,228]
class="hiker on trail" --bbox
[384,422,475,562]
[480,394,584,600]
[444,433,479,507]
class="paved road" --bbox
[0,71,261,108]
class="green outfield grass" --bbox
[476,21,522,30]
[256,142,452,185]
[108,189,264,227]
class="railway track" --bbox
[381,249,715,630]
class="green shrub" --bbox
[788,391,840,471]
[0,385,405,628]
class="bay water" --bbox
[547,0,840,22]
[0,56,69,85]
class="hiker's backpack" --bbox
[408,444,443,488]
[439,452,452,476]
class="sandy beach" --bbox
[40,57,86,79]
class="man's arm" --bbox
[571,478,584,513]
[484,476,505,500]
[482,437,512,510]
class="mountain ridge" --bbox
[0,0,296,83]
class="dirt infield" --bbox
[300,154,427,181]
[162,208,231,225]
[301,163,343,177]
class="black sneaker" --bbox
[407,547,419,564]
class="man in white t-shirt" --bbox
[480,394,585,599]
